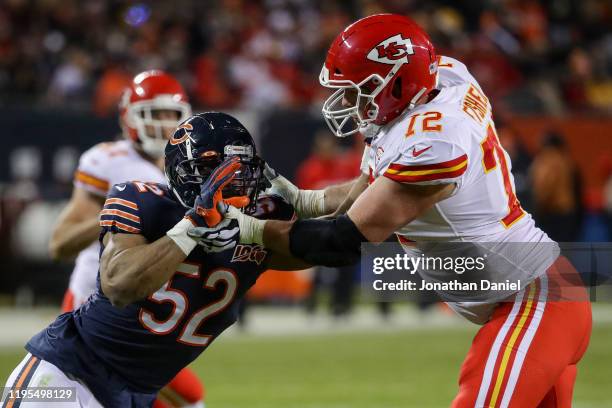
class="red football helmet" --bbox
[319,14,438,137]
[119,70,192,157]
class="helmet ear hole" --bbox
[391,77,402,99]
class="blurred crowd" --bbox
[1,0,611,116]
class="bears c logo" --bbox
[367,34,414,65]
[170,122,193,145]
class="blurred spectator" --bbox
[562,47,612,113]
[296,130,359,189]
[193,50,238,108]
[530,131,583,241]
[46,48,93,105]
[93,61,132,117]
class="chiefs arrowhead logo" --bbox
[367,34,414,65]
[170,122,193,145]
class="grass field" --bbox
[1,320,611,407]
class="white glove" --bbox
[187,206,267,252]
[263,164,325,219]
[186,217,240,253]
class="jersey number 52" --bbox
[139,263,237,346]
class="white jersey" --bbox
[69,140,165,305]
[362,56,556,322]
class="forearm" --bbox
[101,236,187,307]
[266,168,364,219]
[49,217,101,260]
[262,219,294,257]
[322,179,355,214]
[240,183,370,264]
[327,174,368,216]
[262,179,451,266]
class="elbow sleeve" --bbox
[289,214,366,267]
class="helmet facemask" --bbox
[319,56,432,138]
[320,67,386,138]
[172,144,266,214]
[220,145,267,214]
[125,96,192,158]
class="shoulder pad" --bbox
[100,183,143,234]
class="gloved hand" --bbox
[185,156,249,227]
[188,206,266,252]
[188,216,240,253]
[263,163,325,218]
[168,156,249,255]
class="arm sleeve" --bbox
[73,145,111,197]
[383,139,468,186]
[289,214,366,267]
[100,184,143,235]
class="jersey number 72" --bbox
[480,124,525,228]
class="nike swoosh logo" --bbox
[412,146,432,157]
[116,185,126,191]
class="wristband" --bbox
[295,189,325,218]
[228,207,267,245]
[166,218,198,255]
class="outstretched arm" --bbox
[264,166,368,218]
[262,178,453,264]
[327,173,369,216]
[99,158,244,307]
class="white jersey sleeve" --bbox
[73,142,123,196]
[383,138,468,186]
[73,140,162,197]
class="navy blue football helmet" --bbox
[165,112,266,211]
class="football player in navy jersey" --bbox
[3,112,307,408]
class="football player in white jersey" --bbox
[195,14,591,407]
[48,70,206,408]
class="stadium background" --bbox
[0,0,611,406]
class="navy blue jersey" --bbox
[26,183,294,407]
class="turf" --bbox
[1,324,610,407]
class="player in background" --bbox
[4,112,305,407]
[197,15,591,407]
[47,70,205,408]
